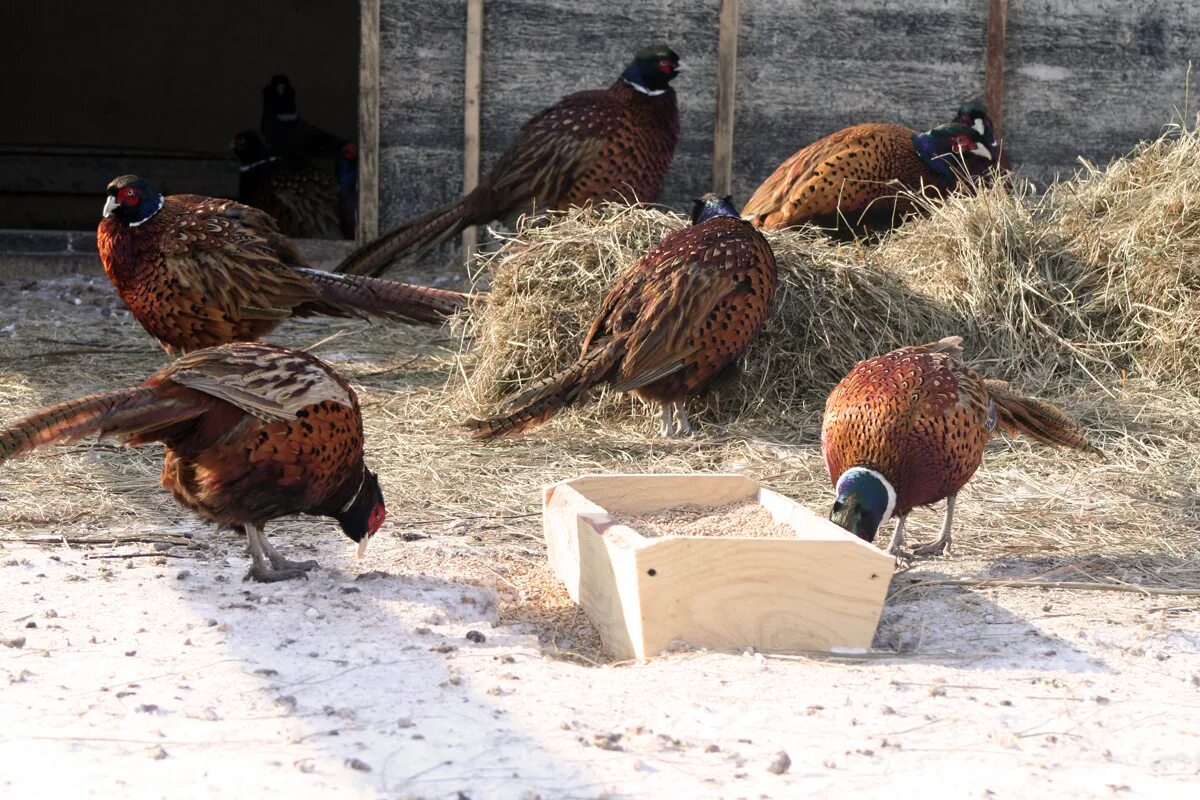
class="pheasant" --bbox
[822,337,1099,557]
[232,129,343,240]
[0,343,386,582]
[466,194,777,439]
[261,74,345,160]
[954,98,1010,172]
[98,175,470,355]
[742,122,993,237]
[337,44,681,277]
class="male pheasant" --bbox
[742,122,993,237]
[0,343,386,582]
[261,74,345,160]
[337,44,681,277]
[954,98,1010,172]
[466,194,777,438]
[98,175,470,355]
[233,129,344,240]
[822,337,1099,557]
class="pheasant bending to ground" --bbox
[954,98,1010,173]
[466,194,777,439]
[742,122,993,237]
[0,343,386,582]
[337,44,681,277]
[822,337,1099,557]
[98,175,470,355]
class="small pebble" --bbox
[767,750,791,775]
[2,636,26,649]
[176,570,190,581]
[465,630,486,644]
[149,746,168,760]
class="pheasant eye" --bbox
[950,135,970,153]
[659,60,673,73]
[117,186,140,206]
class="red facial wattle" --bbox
[659,60,676,74]
[118,187,140,206]
[367,502,387,534]
[949,135,971,154]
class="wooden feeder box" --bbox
[542,474,894,660]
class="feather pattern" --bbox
[97,178,469,354]
[466,204,777,438]
[337,80,679,277]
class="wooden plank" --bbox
[461,0,484,263]
[984,0,1008,139]
[543,474,893,659]
[712,0,739,196]
[357,0,382,242]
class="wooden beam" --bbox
[357,0,381,243]
[461,0,484,263]
[984,0,1008,139]
[712,0,740,196]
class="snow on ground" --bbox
[3,529,1198,800]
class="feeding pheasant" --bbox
[466,194,777,439]
[0,343,386,582]
[742,122,993,237]
[337,44,681,277]
[233,129,343,240]
[97,175,471,355]
[822,337,1099,557]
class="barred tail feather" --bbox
[464,345,622,439]
[295,268,470,324]
[0,388,204,463]
[984,380,1100,454]
[335,199,472,277]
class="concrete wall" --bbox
[378,0,1199,234]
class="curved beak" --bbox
[971,141,993,160]
[102,195,119,218]
[972,118,986,136]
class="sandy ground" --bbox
[2,275,1199,799]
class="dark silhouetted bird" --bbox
[232,129,343,240]
[337,141,359,240]
[337,44,682,277]
[466,194,776,438]
[261,74,344,160]
[0,343,386,582]
[742,122,993,237]
[822,337,1098,557]
[97,175,470,355]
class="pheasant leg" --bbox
[885,515,909,557]
[243,524,315,582]
[673,403,692,437]
[913,494,956,557]
[260,531,320,574]
[658,404,676,437]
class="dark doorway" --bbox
[0,1,359,236]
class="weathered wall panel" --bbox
[378,0,1200,242]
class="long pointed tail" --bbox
[294,267,471,324]
[335,198,473,277]
[464,344,623,439]
[0,387,204,463]
[984,380,1100,454]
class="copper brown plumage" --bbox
[822,337,1099,557]
[466,194,777,439]
[97,175,471,355]
[0,343,386,582]
[742,122,995,237]
[337,45,681,277]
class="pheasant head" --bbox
[102,175,165,227]
[690,193,739,224]
[955,98,999,149]
[621,44,681,95]
[829,466,896,543]
[912,123,992,178]
[335,467,388,557]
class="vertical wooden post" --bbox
[461,0,484,263]
[984,0,1008,138]
[712,0,739,196]
[358,0,381,242]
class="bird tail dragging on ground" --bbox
[983,379,1100,455]
[464,344,623,439]
[0,388,203,463]
[294,267,471,323]
[334,199,473,277]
